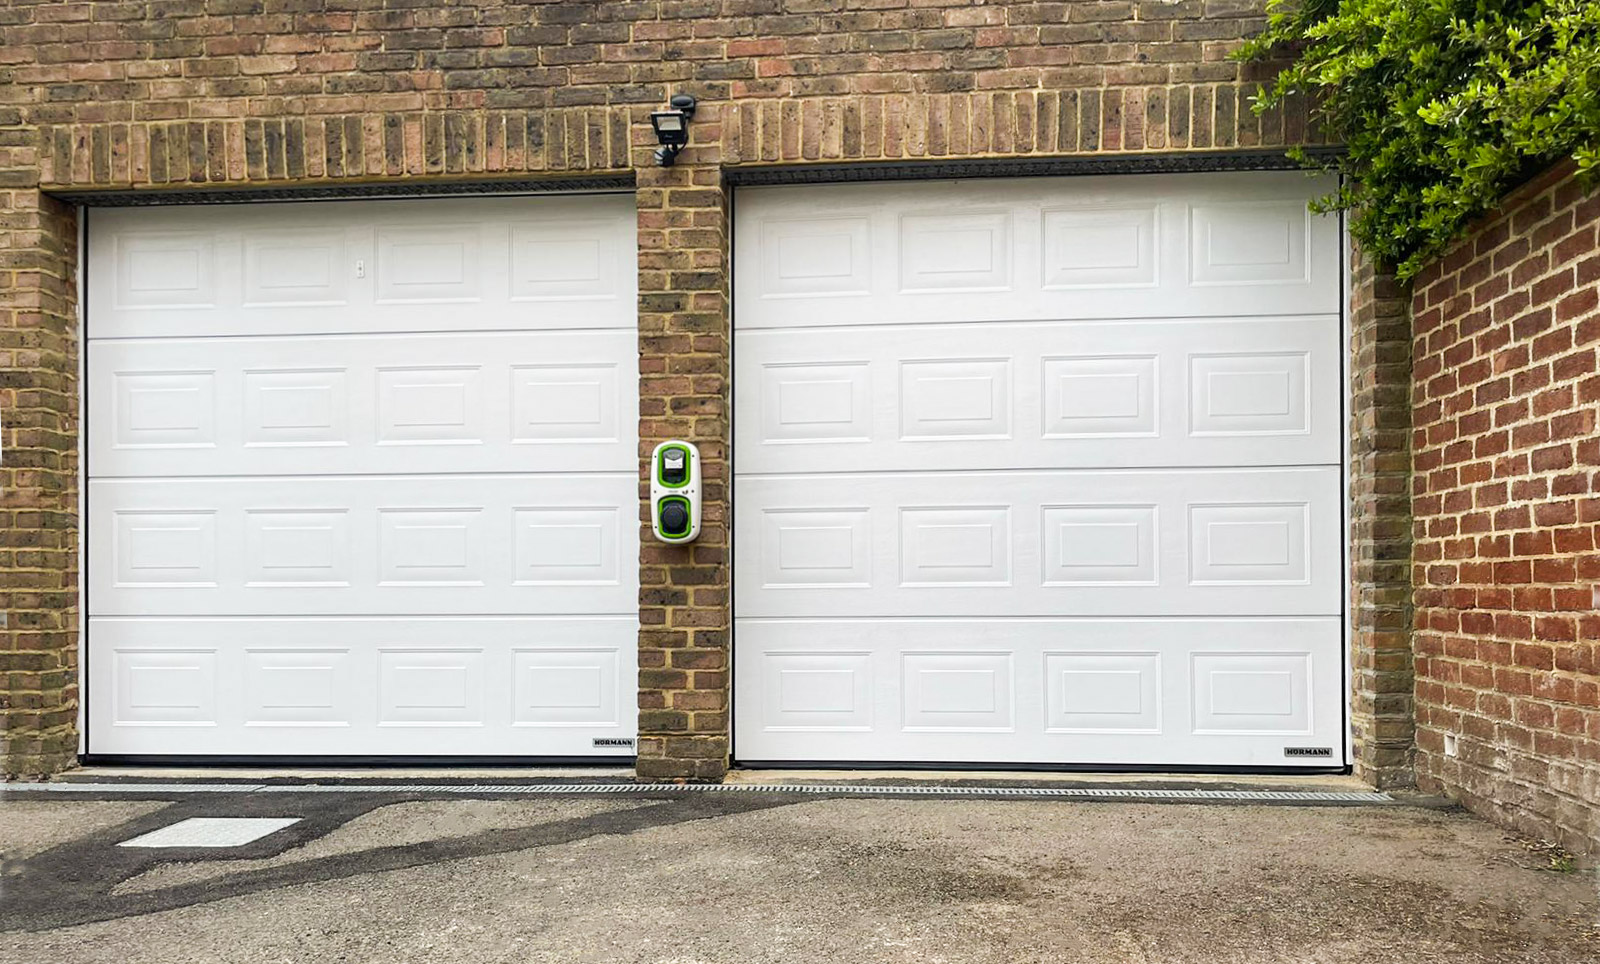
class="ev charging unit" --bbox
[650,440,701,543]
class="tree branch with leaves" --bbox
[1237,0,1600,279]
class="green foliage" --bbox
[1236,0,1600,279]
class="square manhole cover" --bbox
[119,817,301,849]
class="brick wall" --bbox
[8,0,1312,193]
[0,188,79,779]
[0,0,1339,780]
[1409,164,1600,853]
[1348,247,1415,789]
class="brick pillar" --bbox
[1348,247,1416,788]
[633,123,732,781]
[0,184,81,778]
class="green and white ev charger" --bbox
[650,440,701,543]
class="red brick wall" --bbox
[1409,164,1600,853]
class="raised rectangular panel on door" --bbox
[901,651,1015,731]
[112,511,218,588]
[243,368,348,448]
[1043,355,1158,440]
[375,224,484,305]
[733,172,1339,330]
[111,370,216,450]
[89,330,636,476]
[89,195,635,338]
[760,651,875,732]
[244,510,351,587]
[112,232,218,310]
[242,648,353,726]
[899,506,1012,587]
[1191,652,1311,735]
[759,362,873,444]
[734,317,1339,473]
[87,617,634,756]
[736,468,1339,618]
[112,649,218,726]
[378,648,487,726]
[757,215,872,298]
[514,508,620,586]
[512,648,622,726]
[85,194,639,758]
[1190,199,1311,286]
[900,359,1011,441]
[734,171,1346,768]
[1042,505,1159,587]
[512,364,619,445]
[1045,652,1162,733]
[377,365,485,445]
[1042,205,1158,290]
[378,508,486,588]
[758,508,873,589]
[733,617,1341,765]
[898,212,1013,293]
[88,474,634,616]
[510,218,626,302]
[243,228,349,307]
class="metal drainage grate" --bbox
[7,782,1392,804]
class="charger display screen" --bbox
[660,448,688,486]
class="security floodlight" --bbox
[650,93,698,166]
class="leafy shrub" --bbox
[1237,0,1600,279]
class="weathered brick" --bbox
[1412,163,1600,853]
[1349,245,1416,792]
[0,190,78,779]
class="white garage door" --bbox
[732,172,1346,767]
[85,194,638,758]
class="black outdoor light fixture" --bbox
[650,93,697,166]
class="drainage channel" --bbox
[4,782,1393,804]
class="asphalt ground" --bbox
[2,781,1596,963]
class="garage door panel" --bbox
[89,330,636,477]
[734,172,1340,330]
[736,467,1341,618]
[88,474,635,617]
[735,316,1340,473]
[87,194,639,757]
[733,618,1343,765]
[734,170,1345,768]
[88,195,635,339]
[85,617,637,757]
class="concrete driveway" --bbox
[1,778,1596,964]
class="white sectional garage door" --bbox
[732,172,1345,767]
[85,194,638,758]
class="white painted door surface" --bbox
[732,172,1345,767]
[85,195,639,757]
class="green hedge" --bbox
[1237,0,1600,279]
